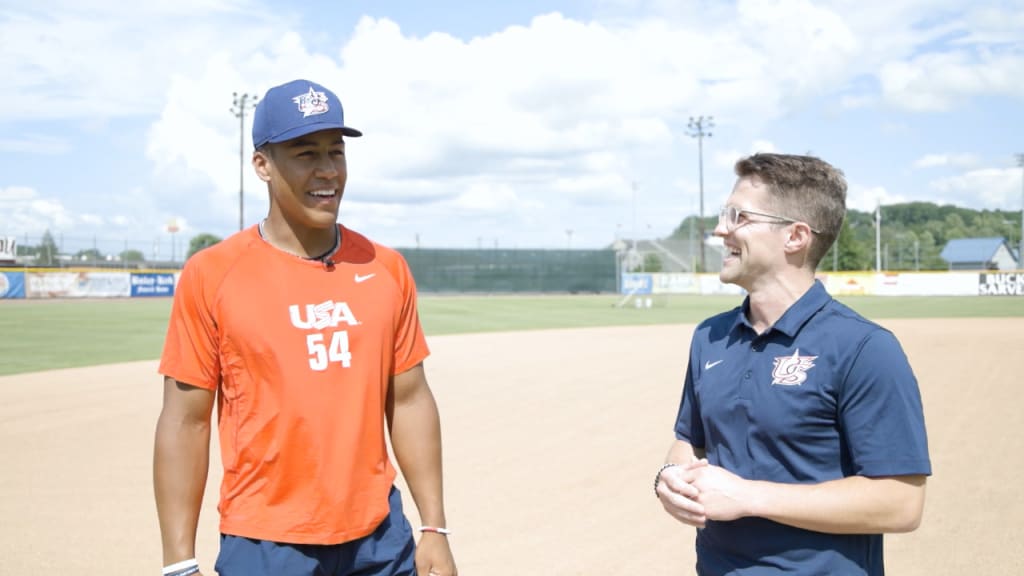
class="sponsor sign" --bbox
[819,273,875,296]
[26,272,131,298]
[978,273,1024,296]
[130,273,176,297]
[0,236,15,262]
[621,273,653,295]
[652,273,699,295]
[0,271,26,299]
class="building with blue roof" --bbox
[939,237,1018,271]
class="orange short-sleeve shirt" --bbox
[159,224,428,545]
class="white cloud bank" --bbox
[2,0,1022,250]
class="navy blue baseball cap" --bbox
[252,79,362,148]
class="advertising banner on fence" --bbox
[817,273,876,296]
[0,237,16,262]
[873,272,979,296]
[26,271,131,299]
[698,275,746,296]
[621,273,653,295]
[130,273,175,297]
[652,273,699,295]
[978,273,1024,296]
[0,270,26,299]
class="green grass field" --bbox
[2,294,1023,376]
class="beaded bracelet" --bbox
[419,526,452,535]
[653,462,679,497]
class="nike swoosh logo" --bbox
[704,359,724,370]
[354,273,376,283]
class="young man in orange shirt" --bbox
[154,79,456,576]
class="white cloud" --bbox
[0,186,75,235]
[0,1,278,121]
[839,94,876,109]
[913,153,979,169]
[712,141,778,172]
[847,185,910,213]
[0,135,72,154]
[930,167,1023,208]
[3,1,1023,251]
[957,4,1024,44]
[879,45,1024,112]
[749,140,779,155]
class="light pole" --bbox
[875,200,882,273]
[231,92,258,231]
[1016,153,1024,269]
[687,116,713,272]
[631,181,639,255]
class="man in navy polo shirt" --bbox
[655,153,930,575]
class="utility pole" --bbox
[687,116,713,272]
[631,181,639,255]
[875,200,882,273]
[231,92,258,231]
[1017,153,1024,270]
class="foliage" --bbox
[75,248,104,262]
[642,252,663,272]
[120,249,146,262]
[187,233,222,259]
[669,202,1023,271]
[35,231,59,265]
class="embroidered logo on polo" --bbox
[771,349,817,386]
[293,87,330,117]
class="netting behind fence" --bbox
[397,248,617,293]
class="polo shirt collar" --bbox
[738,280,832,338]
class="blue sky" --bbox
[1,0,1022,259]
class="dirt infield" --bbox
[2,318,1022,574]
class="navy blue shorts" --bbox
[214,486,415,576]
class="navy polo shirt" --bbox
[674,280,931,576]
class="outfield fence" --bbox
[2,268,1023,300]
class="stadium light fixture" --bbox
[231,92,258,231]
[687,116,713,272]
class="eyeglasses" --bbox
[718,205,821,234]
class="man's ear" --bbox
[783,223,814,255]
[252,149,273,183]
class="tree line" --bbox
[13,201,1021,271]
[669,201,1023,271]
[15,231,223,266]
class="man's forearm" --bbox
[665,438,703,464]
[390,385,447,527]
[745,474,927,534]
[153,413,211,564]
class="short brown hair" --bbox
[734,153,847,269]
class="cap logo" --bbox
[292,86,330,117]
[771,349,817,386]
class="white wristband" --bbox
[163,558,199,575]
[418,525,452,535]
